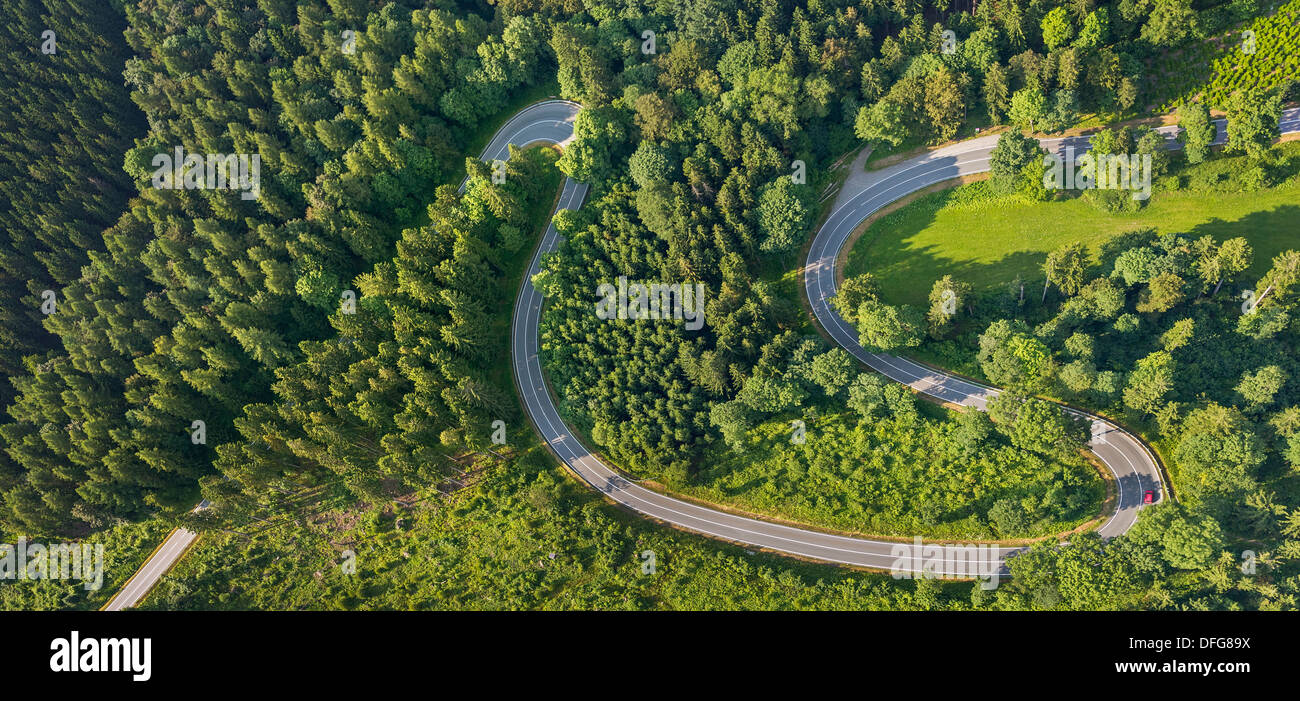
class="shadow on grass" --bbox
[1181,204,1300,280]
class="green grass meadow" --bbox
[846,151,1300,308]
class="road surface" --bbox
[101,501,208,611]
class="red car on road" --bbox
[1143,489,1157,505]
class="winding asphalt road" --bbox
[510,103,1060,575]
[508,101,1300,574]
[507,102,1014,575]
[106,102,1300,606]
